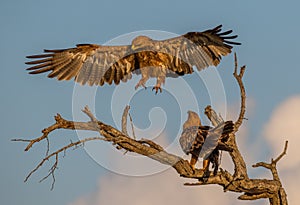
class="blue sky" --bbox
[1,0,300,205]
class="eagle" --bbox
[26,25,240,93]
[179,111,234,175]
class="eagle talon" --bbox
[152,86,162,94]
[25,26,240,90]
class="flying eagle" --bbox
[179,111,234,174]
[26,25,240,93]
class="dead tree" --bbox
[13,54,288,205]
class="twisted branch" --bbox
[13,105,286,203]
[13,56,288,204]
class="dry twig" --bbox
[233,53,246,131]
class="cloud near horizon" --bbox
[69,168,261,205]
[69,96,300,205]
[263,95,300,169]
[262,95,300,204]
[69,98,270,205]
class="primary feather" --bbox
[26,25,240,92]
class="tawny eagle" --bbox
[179,111,234,175]
[26,25,240,93]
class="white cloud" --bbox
[263,95,300,169]
[69,98,271,205]
[281,167,300,204]
[68,93,300,205]
[69,168,262,205]
[72,96,300,205]
[261,95,300,205]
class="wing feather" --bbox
[81,61,93,86]
[179,126,210,155]
[88,59,100,86]
[56,59,80,80]
[27,61,53,71]
[47,58,72,78]
[26,25,240,86]
[158,25,240,73]
[75,58,92,85]
[114,61,124,85]
[26,57,52,65]
[26,44,136,86]
[63,59,83,81]
[199,121,234,159]
[180,121,234,158]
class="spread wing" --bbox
[26,44,136,86]
[26,25,240,86]
[158,25,240,73]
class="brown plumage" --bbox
[179,111,234,175]
[26,25,240,93]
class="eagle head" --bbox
[183,111,201,130]
[131,36,154,51]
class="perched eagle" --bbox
[179,111,234,175]
[26,25,240,93]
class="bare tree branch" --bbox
[122,105,131,135]
[14,108,286,203]
[253,141,288,182]
[233,53,247,131]
[14,56,288,204]
[128,112,136,139]
[24,136,104,187]
[204,104,248,180]
[273,140,288,164]
[252,141,288,205]
[204,105,224,126]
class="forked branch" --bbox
[13,56,288,204]
[252,141,288,204]
[233,52,246,131]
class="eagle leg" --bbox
[190,154,210,174]
[202,159,210,172]
[152,76,165,94]
[202,159,211,181]
[135,76,149,90]
[190,153,198,170]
